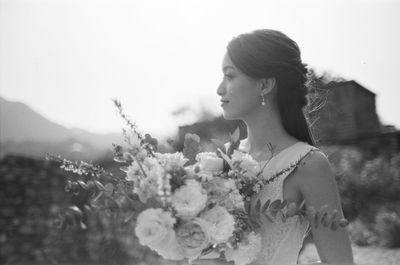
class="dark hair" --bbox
[227,29,315,146]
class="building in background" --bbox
[310,80,400,156]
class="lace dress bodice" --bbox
[237,139,316,265]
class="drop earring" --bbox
[261,94,266,106]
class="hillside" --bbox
[0,97,123,160]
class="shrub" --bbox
[348,218,377,247]
[374,208,400,248]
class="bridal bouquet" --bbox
[115,126,261,265]
[49,100,348,265]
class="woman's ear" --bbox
[260,77,276,96]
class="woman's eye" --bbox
[224,73,234,80]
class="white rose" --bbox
[225,232,262,265]
[231,150,259,178]
[155,152,189,167]
[196,152,224,173]
[231,150,247,163]
[200,206,235,244]
[171,179,208,219]
[176,218,212,260]
[208,177,244,210]
[129,158,165,203]
[135,208,173,246]
[126,160,146,182]
[135,208,185,260]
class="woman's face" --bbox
[217,53,262,120]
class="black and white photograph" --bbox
[1,0,399,265]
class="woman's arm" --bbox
[295,150,354,265]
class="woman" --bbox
[193,30,354,265]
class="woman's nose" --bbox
[216,81,225,96]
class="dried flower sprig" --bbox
[112,99,158,156]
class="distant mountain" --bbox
[0,97,123,160]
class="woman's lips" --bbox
[220,100,229,107]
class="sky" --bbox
[1,0,400,139]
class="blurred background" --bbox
[1,0,400,264]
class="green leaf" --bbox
[279,200,287,209]
[80,221,87,230]
[113,155,126,163]
[280,211,287,223]
[319,204,329,213]
[105,183,114,195]
[263,212,274,222]
[286,202,298,218]
[298,200,306,212]
[77,180,88,190]
[244,201,251,215]
[331,220,339,231]
[255,199,261,212]
[339,218,349,227]
[321,212,330,227]
[211,139,226,154]
[144,133,158,151]
[94,180,106,191]
[269,199,282,211]
[330,210,339,228]
[68,205,83,216]
[254,199,262,222]
[217,148,233,169]
[231,127,241,143]
[261,199,271,213]
[298,214,305,224]
[307,206,316,226]
[71,182,80,195]
[183,133,201,164]
[314,211,320,228]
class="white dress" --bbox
[237,138,317,265]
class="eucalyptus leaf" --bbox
[280,211,287,223]
[80,221,87,230]
[279,200,287,209]
[68,206,83,216]
[94,180,106,191]
[255,199,261,212]
[314,211,320,228]
[263,212,274,222]
[261,199,271,213]
[113,156,126,163]
[321,212,330,227]
[339,218,349,227]
[331,220,339,231]
[77,180,88,190]
[269,199,282,211]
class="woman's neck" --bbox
[242,108,297,158]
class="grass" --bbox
[299,243,400,265]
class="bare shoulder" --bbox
[293,149,337,196]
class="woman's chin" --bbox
[221,112,237,120]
